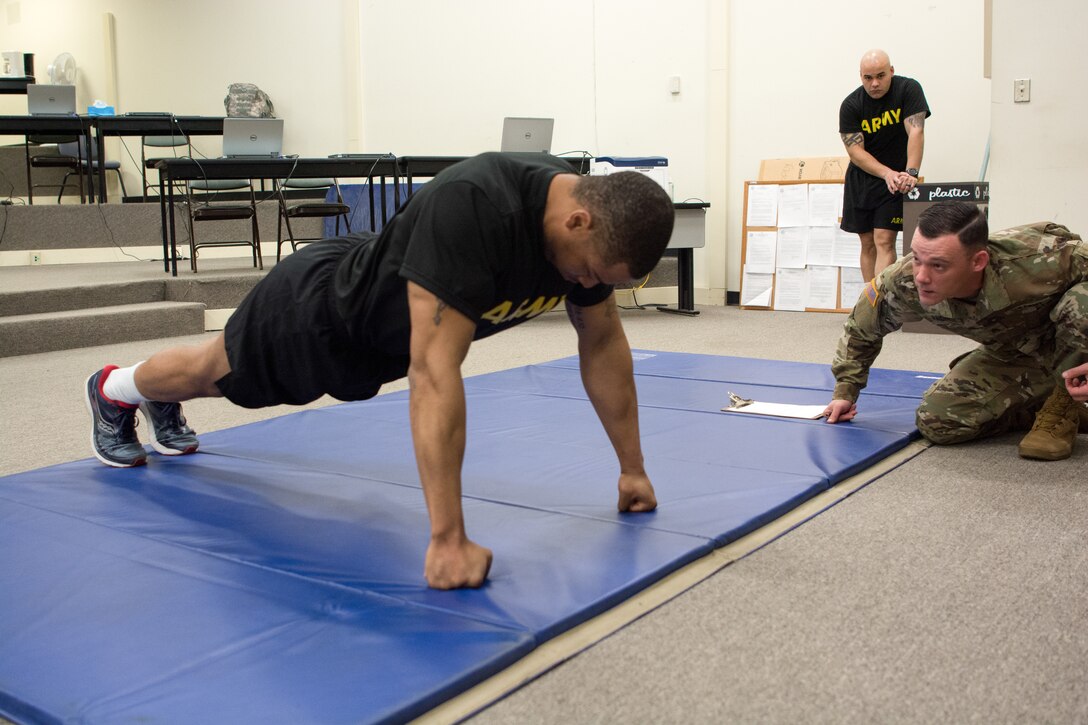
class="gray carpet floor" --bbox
[2,300,1086,724]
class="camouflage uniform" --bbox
[832,221,1088,444]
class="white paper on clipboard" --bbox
[721,392,827,420]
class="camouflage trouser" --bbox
[916,283,1088,445]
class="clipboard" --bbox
[722,391,827,420]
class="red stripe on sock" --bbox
[99,365,138,409]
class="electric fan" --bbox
[47,52,77,84]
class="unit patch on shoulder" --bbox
[863,279,880,307]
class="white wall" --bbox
[357,0,720,294]
[726,0,992,291]
[988,0,1087,233]
[0,0,356,167]
[359,0,707,164]
[6,0,1082,298]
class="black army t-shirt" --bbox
[331,152,612,357]
[839,75,930,172]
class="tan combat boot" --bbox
[1018,386,1080,460]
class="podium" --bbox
[902,181,990,334]
[658,202,709,316]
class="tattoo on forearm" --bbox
[841,132,864,148]
[433,300,447,326]
[906,112,926,129]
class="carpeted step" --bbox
[0,274,264,319]
[0,280,169,317]
[0,301,206,358]
[163,275,264,310]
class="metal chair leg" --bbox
[113,169,128,200]
[251,213,263,270]
[184,198,199,273]
[250,188,263,270]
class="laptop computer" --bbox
[500,117,554,153]
[221,117,284,158]
[27,84,77,115]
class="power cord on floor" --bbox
[0,202,9,249]
[618,273,666,310]
[0,166,18,203]
[94,202,148,262]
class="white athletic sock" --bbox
[102,361,149,405]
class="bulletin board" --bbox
[739,180,865,313]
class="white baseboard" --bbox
[0,246,165,266]
[204,308,233,331]
[614,286,722,308]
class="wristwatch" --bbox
[906,168,919,178]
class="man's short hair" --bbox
[917,201,989,250]
[572,172,675,278]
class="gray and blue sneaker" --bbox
[85,366,147,468]
[140,401,200,456]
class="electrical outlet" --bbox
[1014,78,1031,103]
[30,251,42,265]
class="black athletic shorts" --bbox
[840,167,904,233]
[216,237,406,408]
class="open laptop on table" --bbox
[27,84,77,115]
[500,117,553,153]
[221,117,284,158]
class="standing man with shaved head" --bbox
[839,49,930,282]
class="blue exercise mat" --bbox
[0,352,934,724]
